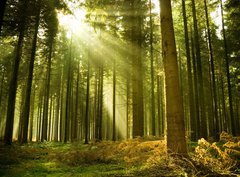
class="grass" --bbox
[0,141,137,177]
[0,135,239,177]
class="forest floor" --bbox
[0,133,240,177]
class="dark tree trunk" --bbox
[54,92,60,141]
[220,0,235,136]
[132,0,144,137]
[4,0,29,145]
[72,61,80,141]
[36,94,43,142]
[220,74,227,131]
[64,39,72,143]
[126,74,130,139]
[98,63,103,140]
[182,0,196,141]
[29,87,35,142]
[190,29,200,139]
[149,0,156,136]
[41,35,54,142]
[191,0,207,139]
[84,55,90,144]
[112,57,116,141]
[0,0,7,34]
[204,0,219,140]
[21,5,40,143]
[59,70,64,142]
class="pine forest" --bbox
[0,0,239,176]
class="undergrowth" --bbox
[0,132,239,176]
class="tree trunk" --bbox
[0,0,7,34]
[191,0,207,139]
[220,0,235,136]
[72,61,80,141]
[48,96,53,141]
[182,0,196,141]
[204,0,219,140]
[126,74,130,139]
[149,0,156,136]
[4,0,29,145]
[132,0,144,137]
[84,55,90,144]
[41,35,54,142]
[29,87,35,142]
[160,0,187,154]
[112,57,116,141]
[98,63,103,140]
[59,68,64,142]
[21,5,40,143]
[64,38,72,143]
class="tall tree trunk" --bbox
[29,87,35,142]
[59,70,64,142]
[41,35,54,142]
[54,68,62,142]
[220,74,227,131]
[112,57,116,141]
[0,0,7,34]
[126,74,130,139]
[64,37,72,143]
[36,94,43,142]
[157,74,163,136]
[93,71,98,140]
[182,0,196,141]
[149,0,156,136]
[54,92,60,141]
[204,0,219,140]
[191,0,207,139]
[98,63,103,140]
[0,60,6,114]
[21,5,40,143]
[18,85,26,142]
[220,0,235,135]
[4,0,29,145]
[72,61,80,141]
[84,55,90,144]
[160,0,187,154]
[190,29,200,139]
[132,0,144,137]
[48,96,53,141]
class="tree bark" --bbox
[204,0,219,140]
[41,35,54,142]
[112,57,116,141]
[64,37,72,143]
[84,54,90,144]
[0,0,7,34]
[149,0,156,136]
[132,0,144,137]
[160,0,187,154]
[220,0,235,136]
[4,0,29,145]
[181,0,196,141]
[29,87,35,142]
[191,0,207,139]
[72,61,80,141]
[21,5,40,143]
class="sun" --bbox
[58,8,87,35]
[152,0,160,14]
